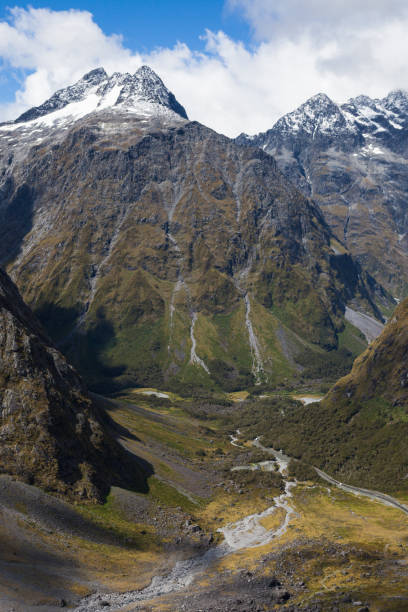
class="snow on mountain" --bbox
[0,65,188,133]
[248,89,408,147]
[236,88,408,297]
[272,93,358,138]
[235,90,408,157]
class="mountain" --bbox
[237,90,408,297]
[13,65,188,125]
[328,296,408,406]
[0,67,389,392]
[261,298,408,494]
[0,267,146,501]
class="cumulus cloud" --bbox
[0,7,142,118]
[228,0,408,41]
[2,4,408,136]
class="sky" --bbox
[1,1,408,136]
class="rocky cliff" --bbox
[0,267,146,501]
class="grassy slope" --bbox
[8,119,384,394]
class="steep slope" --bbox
[238,90,408,297]
[328,297,408,405]
[0,68,386,392]
[0,267,147,501]
[260,298,408,494]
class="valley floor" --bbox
[1,390,408,612]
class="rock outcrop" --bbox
[0,268,147,501]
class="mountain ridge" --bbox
[237,88,408,297]
[3,65,188,130]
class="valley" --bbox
[2,389,408,611]
[0,63,407,612]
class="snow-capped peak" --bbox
[12,65,188,127]
[82,67,108,84]
[274,92,354,137]
[253,87,408,148]
[342,91,408,134]
[383,89,408,114]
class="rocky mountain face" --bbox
[0,267,146,501]
[238,90,408,297]
[0,68,388,392]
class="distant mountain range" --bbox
[237,90,408,297]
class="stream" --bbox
[244,294,264,384]
[76,430,408,611]
[75,434,296,611]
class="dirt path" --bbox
[314,467,408,515]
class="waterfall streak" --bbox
[244,294,263,383]
[189,312,210,373]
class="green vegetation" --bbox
[147,477,203,513]
[287,459,318,482]
[230,468,284,493]
[295,346,354,380]
[261,397,408,494]
[212,391,408,495]
[79,491,158,549]
[337,320,367,356]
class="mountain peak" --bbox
[115,64,188,118]
[300,93,341,117]
[386,88,408,101]
[383,88,408,113]
[82,67,108,83]
[306,92,335,106]
[347,94,377,108]
[13,65,187,125]
[135,64,160,78]
[273,91,351,138]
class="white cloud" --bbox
[0,7,142,118]
[2,4,408,136]
[227,0,408,42]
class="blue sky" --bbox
[0,0,250,50]
[1,1,408,136]
[0,1,249,102]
